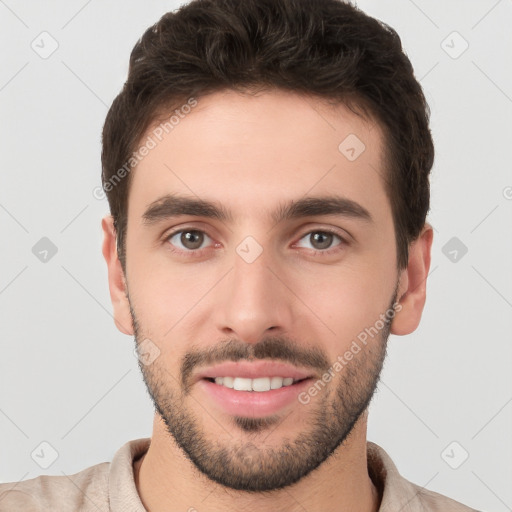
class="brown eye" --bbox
[167,229,211,251]
[181,230,204,249]
[295,230,343,251]
[310,232,333,250]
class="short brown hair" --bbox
[101,0,434,271]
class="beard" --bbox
[130,289,397,493]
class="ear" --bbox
[101,215,134,335]
[391,223,433,335]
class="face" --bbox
[117,89,402,491]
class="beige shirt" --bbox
[0,438,478,511]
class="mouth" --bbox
[193,361,317,417]
[198,376,314,417]
[202,376,310,392]
[194,360,316,385]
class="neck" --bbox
[134,412,381,512]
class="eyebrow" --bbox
[142,193,373,226]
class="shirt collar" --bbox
[108,438,434,511]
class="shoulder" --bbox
[408,481,480,511]
[0,462,110,512]
[0,438,150,512]
[367,441,479,512]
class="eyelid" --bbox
[162,221,217,241]
[294,225,351,244]
[162,224,351,255]
[292,227,348,251]
[163,226,217,251]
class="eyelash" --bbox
[163,227,348,258]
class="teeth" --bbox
[213,376,298,391]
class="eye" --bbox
[166,229,213,251]
[295,230,343,251]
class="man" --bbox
[0,0,478,510]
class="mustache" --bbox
[181,336,331,388]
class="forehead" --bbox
[128,89,389,223]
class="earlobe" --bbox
[391,224,433,336]
[101,215,134,335]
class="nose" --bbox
[213,244,293,344]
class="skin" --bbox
[102,89,433,512]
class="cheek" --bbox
[127,256,219,336]
[290,261,394,342]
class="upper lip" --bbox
[194,361,315,383]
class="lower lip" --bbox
[198,378,313,417]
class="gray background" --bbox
[0,1,511,510]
